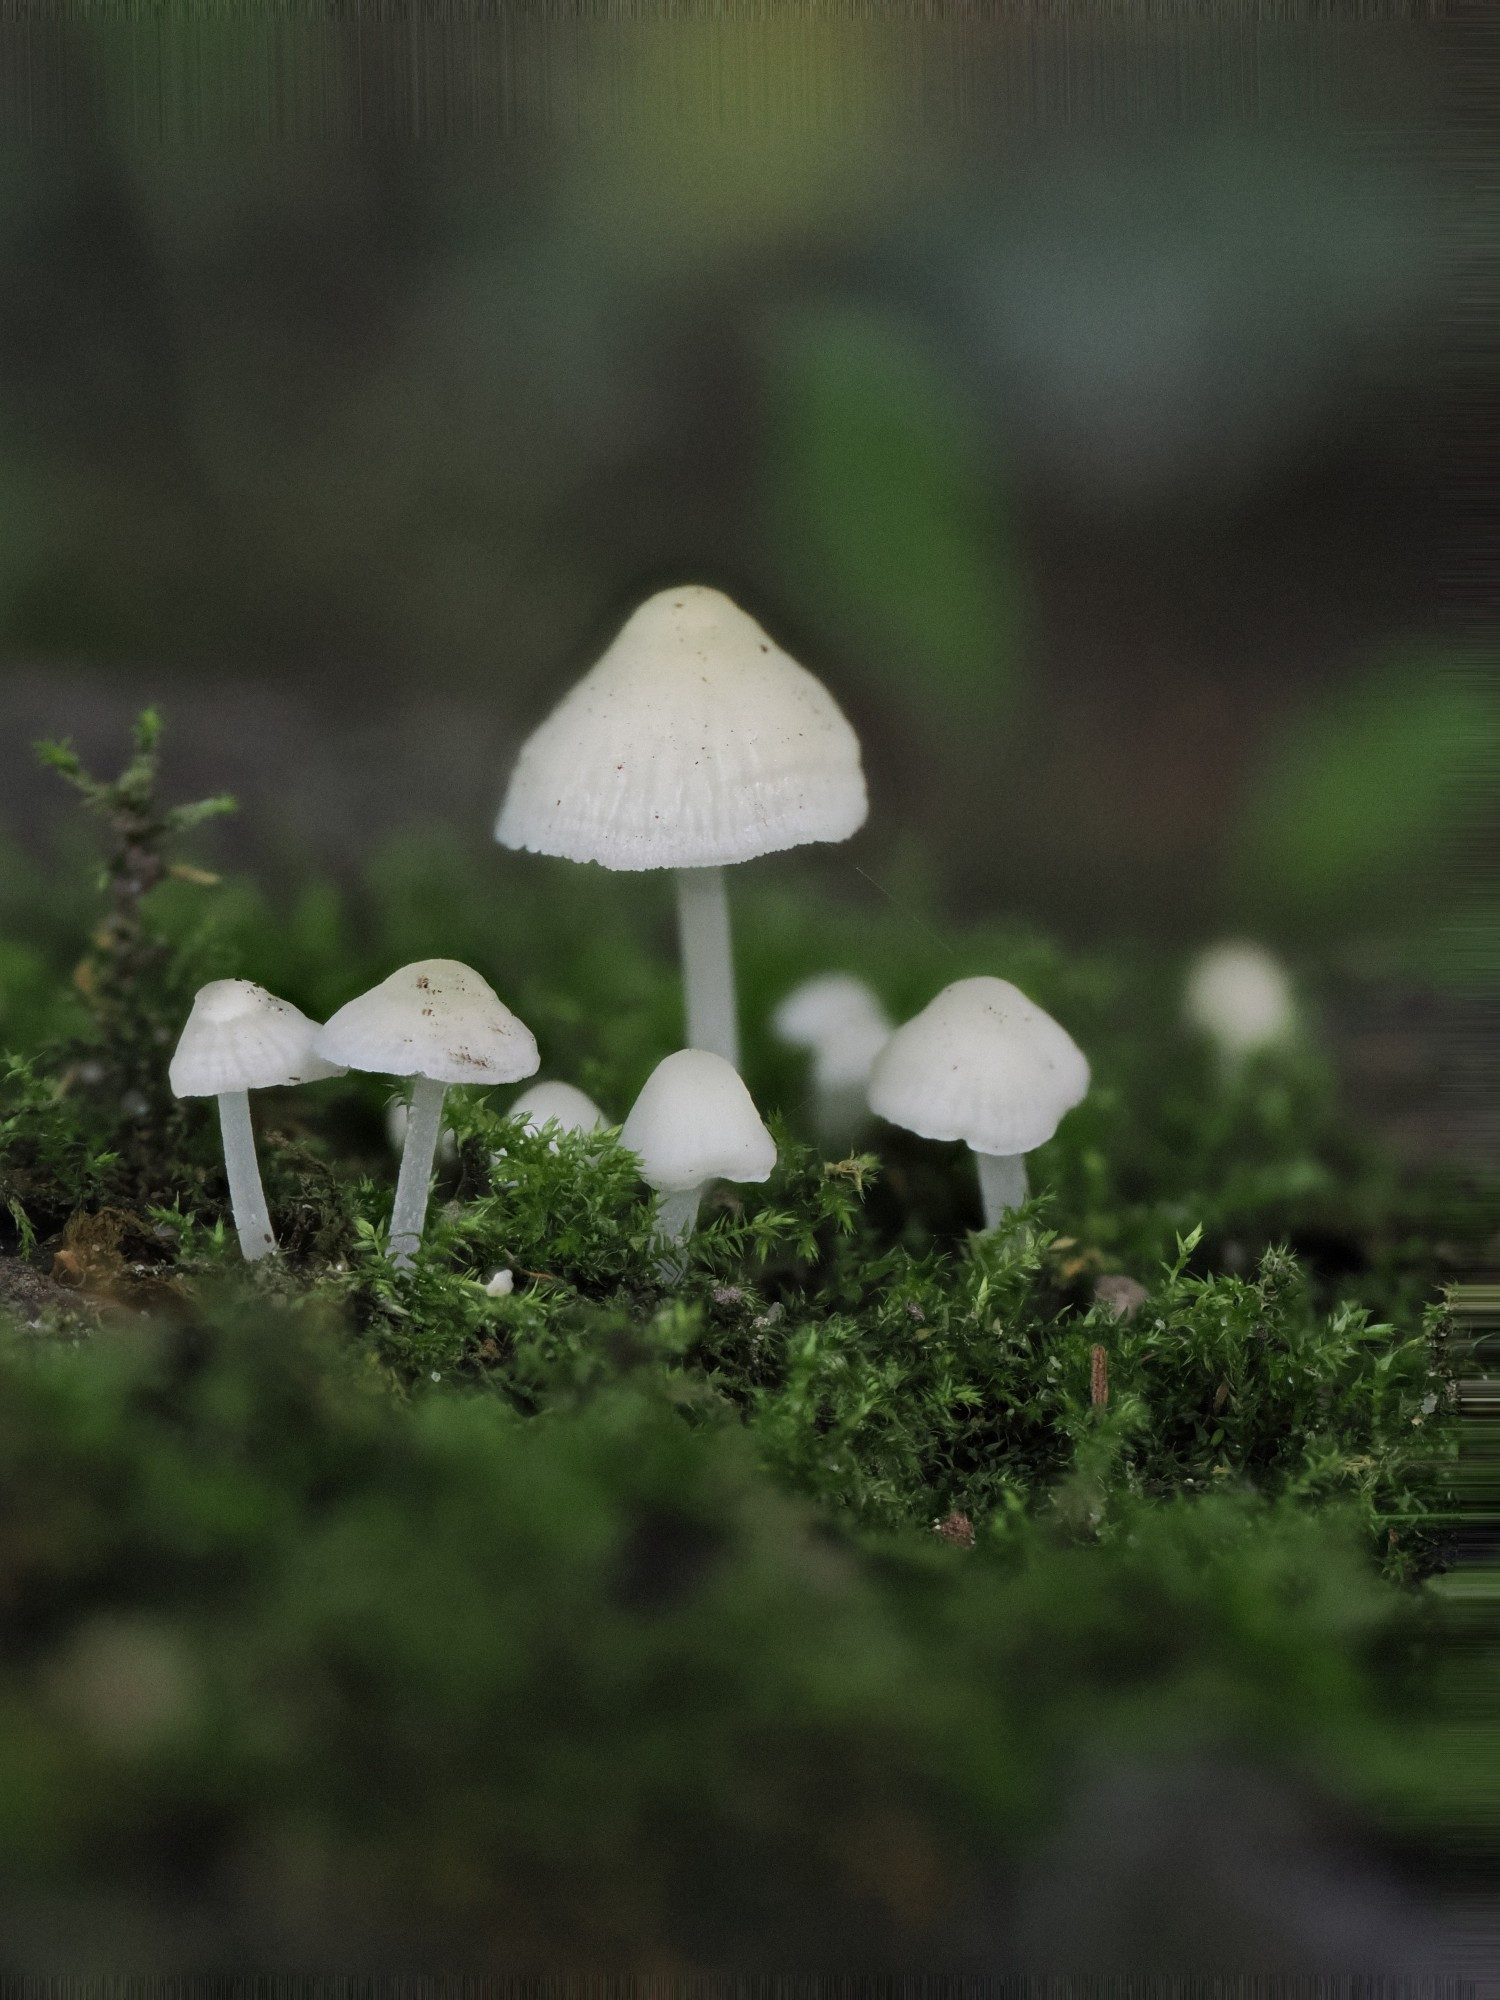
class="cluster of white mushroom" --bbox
[165,585,1097,1269]
[168,582,1298,1277]
[170,960,542,1268]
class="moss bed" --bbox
[0,729,1491,1968]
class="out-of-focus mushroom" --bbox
[507,1079,608,1144]
[1184,941,1297,1061]
[771,973,892,1147]
[1094,1273,1149,1321]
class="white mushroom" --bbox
[1183,941,1297,1061]
[771,973,892,1146]
[506,1079,608,1143]
[619,1048,777,1278]
[314,959,538,1267]
[867,976,1089,1229]
[495,585,867,1071]
[169,979,345,1262]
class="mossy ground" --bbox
[0,732,1490,1964]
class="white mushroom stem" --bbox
[653,1184,703,1281]
[216,1090,276,1262]
[975,1150,1028,1230]
[389,1074,449,1268]
[813,1080,874,1151]
[676,866,739,1070]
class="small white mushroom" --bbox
[495,585,868,1072]
[867,976,1089,1229]
[1183,941,1297,1061]
[507,1079,608,1144]
[169,979,345,1262]
[619,1048,777,1278]
[314,959,538,1268]
[771,973,892,1146]
[1095,1273,1148,1321]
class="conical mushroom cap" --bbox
[313,959,539,1087]
[620,1048,777,1192]
[508,1079,608,1136]
[495,585,868,871]
[169,979,346,1097]
[868,976,1089,1156]
[1183,941,1296,1055]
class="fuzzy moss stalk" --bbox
[35,711,235,1189]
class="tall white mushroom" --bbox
[495,585,868,1072]
[1183,941,1297,1062]
[619,1048,777,1278]
[507,1079,608,1141]
[867,976,1089,1229]
[169,979,345,1262]
[771,973,893,1146]
[314,959,538,1267]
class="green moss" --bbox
[0,1302,1453,1961]
[0,731,1486,1955]
[0,808,1476,1566]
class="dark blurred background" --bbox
[0,13,1495,1984]
[0,8,1493,1161]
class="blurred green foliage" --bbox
[0,1299,1457,1964]
[760,307,1024,720]
[1231,654,1500,941]
[0,119,1480,954]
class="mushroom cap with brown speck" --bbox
[313,959,539,1087]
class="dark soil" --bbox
[0,1254,97,1330]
